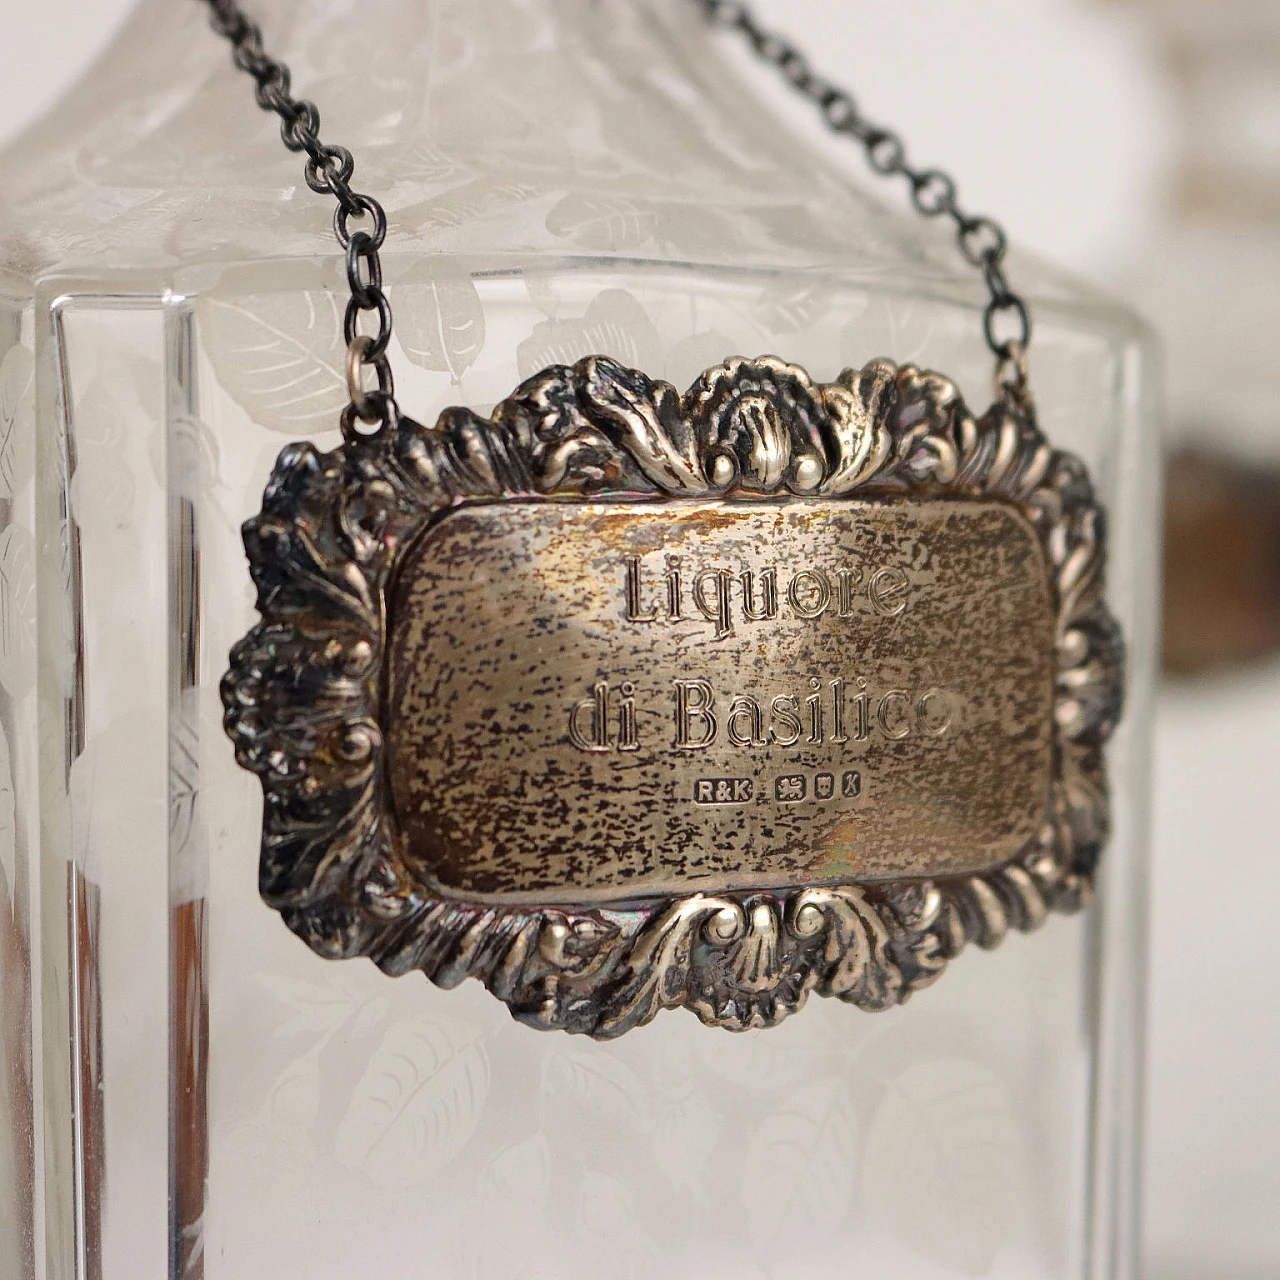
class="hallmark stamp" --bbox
[773,770,863,804]
[694,778,754,805]
[775,774,807,802]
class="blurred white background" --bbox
[1,1,1276,1277]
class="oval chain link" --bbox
[203,0,1034,425]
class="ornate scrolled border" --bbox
[222,355,1124,1038]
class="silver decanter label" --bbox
[223,355,1123,1037]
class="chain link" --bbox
[695,0,1033,396]
[202,0,1033,425]
[202,0,396,429]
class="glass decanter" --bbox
[0,1,1158,1278]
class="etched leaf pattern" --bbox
[575,1169,658,1277]
[213,1053,324,1248]
[334,1015,489,1189]
[696,1025,818,1092]
[167,689,228,904]
[739,1076,860,1240]
[0,527,35,701]
[396,257,486,383]
[459,1134,552,1280]
[861,1058,1021,1275]
[649,1086,721,1194]
[545,193,659,252]
[544,1046,654,1135]
[477,1131,551,1206]
[401,178,543,234]
[750,278,838,334]
[398,141,472,187]
[0,345,33,503]
[843,292,942,371]
[202,286,347,433]
[67,373,136,530]
[517,288,662,379]
[259,969,390,1043]
[211,974,1048,1278]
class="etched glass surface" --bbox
[0,316,37,1280]
[0,0,1158,1277]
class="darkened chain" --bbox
[202,0,1033,426]
[695,0,1033,403]
[202,0,397,429]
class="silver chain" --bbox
[204,0,397,430]
[695,0,1032,400]
[202,0,1034,426]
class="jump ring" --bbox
[993,339,1032,409]
[340,395,399,442]
[345,335,396,424]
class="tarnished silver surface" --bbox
[223,355,1124,1037]
[388,498,1056,901]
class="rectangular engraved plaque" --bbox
[387,498,1056,904]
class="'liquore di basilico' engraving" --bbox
[224,355,1124,1037]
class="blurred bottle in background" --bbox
[1117,2,1280,1278]
[1128,0,1280,674]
